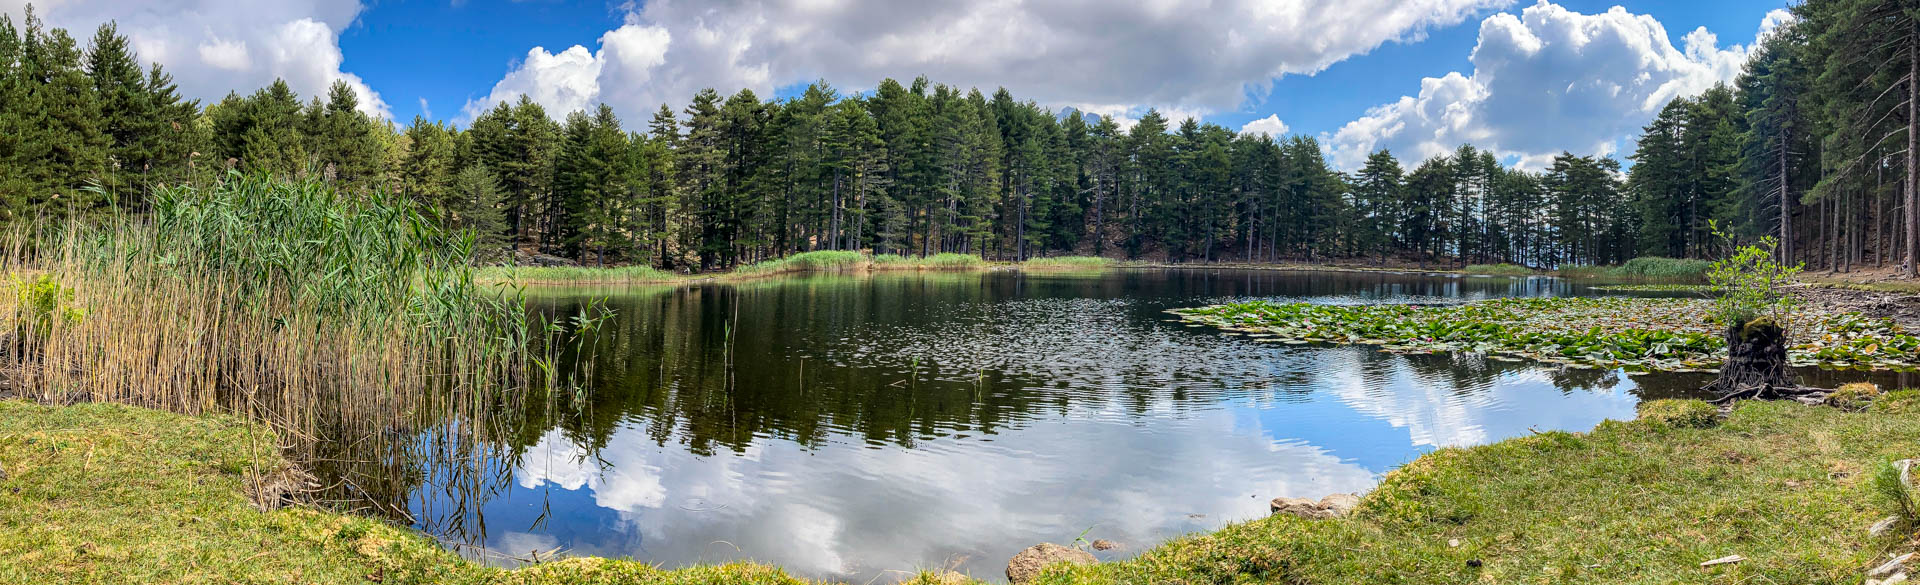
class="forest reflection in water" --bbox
[377,269,1907,581]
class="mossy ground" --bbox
[6,399,1917,584]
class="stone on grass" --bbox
[1868,573,1909,585]
[1699,554,1744,567]
[1871,516,1903,537]
[1270,493,1360,519]
[1870,553,1914,579]
[1006,543,1095,584]
[1090,539,1118,551]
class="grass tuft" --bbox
[1558,257,1714,281]
[1635,399,1720,428]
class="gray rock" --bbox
[1319,493,1361,516]
[1270,493,1361,519]
[1871,553,1914,579]
[1868,573,1908,585]
[1871,516,1903,537]
[1006,543,1095,584]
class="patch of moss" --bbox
[1635,398,1721,429]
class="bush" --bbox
[1705,224,1801,326]
[12,274,84,340]
[1636,399,1719,429]
[1613,257,1714,280]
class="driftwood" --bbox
[1707,317,1826,404]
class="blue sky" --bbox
[336,1,1776,135]
[8,0,1793,168]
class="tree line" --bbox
[1626,0,1918,276]
[9,2,1910,272]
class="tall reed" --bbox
[0,173,549,518]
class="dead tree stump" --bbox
[1707,317,1799,401]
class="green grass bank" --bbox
[6,396,1918,584]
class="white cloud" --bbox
[465,0,1511,124]
[1327,1,1772,170]
[417,97,431,120]
[1239,114,1291,138]
[4,0,391,118]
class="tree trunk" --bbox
[1707,317,1796,400]
[1907,31,1918,278]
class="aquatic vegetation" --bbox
[872,252,989,270]
[1557,257,1714,281]
[1171,297,1920,371]
[1587,283,1715,292]
[1021,256,1113,270]
[732,250,868,275]
[1461,263,1535,276]
[477,264,679,285]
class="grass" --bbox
[1559,257,1715,281]
[1020,256,1113,271]
[10,397,1918,584]
[1039,398,1920,584]
[1461,263,1536,276]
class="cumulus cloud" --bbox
[464,0,1511,123]
[4,0,391,118]
[1327,1,1777,170]
[1239,114,1291,138]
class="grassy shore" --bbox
[6,396,1917,584]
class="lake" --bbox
[404,268,1897,581]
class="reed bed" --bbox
[475,264,679,285]
[0,173,556,518]
[1020,255,1114,271]
[1461,263,1536,276]
[870,252,988,270]
[731,250,868,275]
[1558,257,1713,281]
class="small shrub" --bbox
[1872,460,1918,524]
[13,274,85,339]
[1872,389,1920,415]
[1705,222,1801,327]
[1636,399,1719,429]
[1826,382,1881,411]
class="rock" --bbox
[1898,459,1916,487]
[1447,538,1461,548]
[1319,493,1361,516]
[1006,543,1095,584]
[1269,493,1361,519]
[0,460,7,481]
[1871,554,1915,579]
[1869,573,1909,585]
[1700,554,1744,567]
[1872,516,1903,537]
[1090,539,1118,551]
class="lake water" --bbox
[406,268,1894,581]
